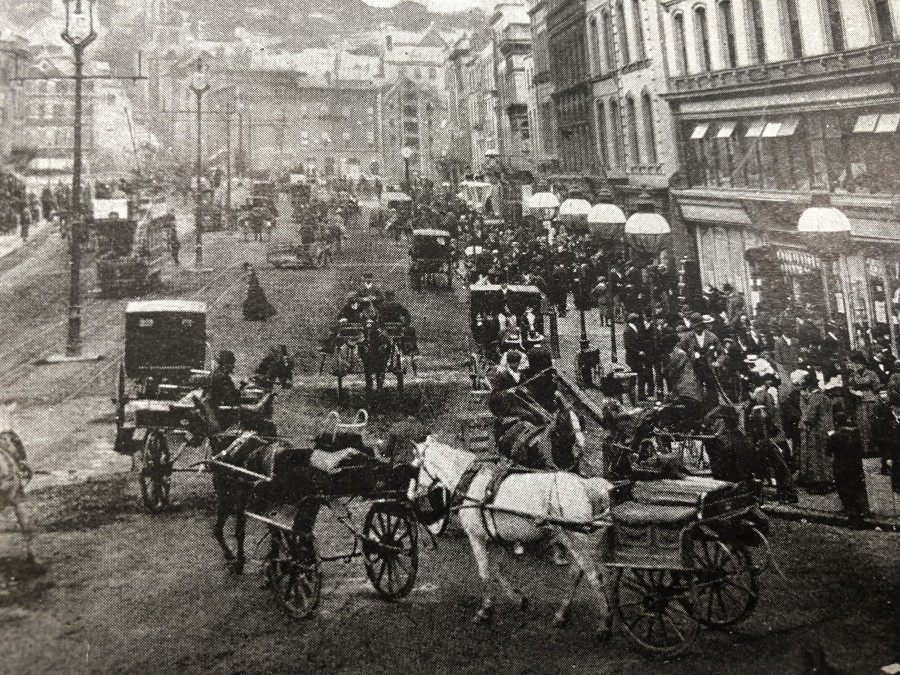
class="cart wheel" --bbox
[363,502,418,600]
[139,430,172,513]
[266,530,321,620]
[691,538,759,628]
[613,567,699,656]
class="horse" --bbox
[0,403,34,562]
[412,437,614,634]
[358,321,400,394]
[188,395,367,574]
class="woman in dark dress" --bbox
[242,263,277,321]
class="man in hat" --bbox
[209,350,241,409]
[355,272,383,308]
[680,312,724,411]
[379,290,418,355]
[624,312,651,401]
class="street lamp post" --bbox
[588,202,627,364]
[528,190,561,358]
[401,146,412,194]
[190,58,209,268]
[60,0,96,359]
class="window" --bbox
[642,92,657,164]
[717,0,737,68]
[589,17,601,74]
[610,98,625,165]
[615,1,631,64]
[780,0,803,59]
[429,67,436,80]
[872,0,895,42]
[602,10,616,72]
[824,0,845,51]
[631,0,646,61]
[694,6,712,72]
[672,13,689,74]
[625,96,640,164]
[745,0,766,63]
[596,100,609,165]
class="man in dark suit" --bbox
[773,325,800,372]
[679,312,724,411]
[624,313,650,401]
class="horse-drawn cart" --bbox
[206,410,421,619]
[409,228,454,291]
[318,321,409,397]
[468,284,546,391]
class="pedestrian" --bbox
[662,330,706,422]
[242,263,277,322]
[827,395,871,526]
[846,350,880,459]
[798,371,834,493]
[624,313,650,401]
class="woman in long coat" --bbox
[846,350,880,458]
[827,395,870,523]
[242,264,277,322]
[798,372,834,493]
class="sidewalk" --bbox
[0,219,50,259]
[552,303,900,531]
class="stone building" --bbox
[661,0,900,345]
[381,73,448,184]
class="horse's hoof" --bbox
[231,559,245,575]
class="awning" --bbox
[26,157,74,173]
[745,120,765,138]
[715,121,737,138]
[875,113,900,133]
[690,123,710,140]
[777,116,801,137]
[761,121,781,137]
[853,114,879,133]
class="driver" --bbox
[355,272,384,308]
[209,350,241,409]
[379,290,418,355]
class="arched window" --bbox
[596,100,609,165]
[824,0,845,51]
[717,0,737,68]
[615,1,632,64]
[641,92,657,164]
[672,12,689,74]
[631,0,647,60]
[610,98,625,166]
[602,10,616,72]
[625,96,640,164]
[872,0,895,42]
[694,6,712,72]
[745,0,766,63]
[589,17,601,74]
[780,0,803,59]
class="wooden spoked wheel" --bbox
[363,502,418,600]
[691,538,759,628]
[139,430,172,513]
[266,529,321,620]
[613,567,700,656]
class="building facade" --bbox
[381,73,448,184]
[0,30,28,168]
[662,0,900,344]
[528,0,558,174]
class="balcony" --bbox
[498,25,531,55]
[667,41,900,100]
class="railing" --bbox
[670,41,900,94]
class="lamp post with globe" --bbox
[587,202,627,364]
[528,190,561,357]
[190,59,210,268]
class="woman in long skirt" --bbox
[846,350,880,458]
[827,395,870,524]
[242,263,277,322]
[798,372,834,492]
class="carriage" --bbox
[202,409,421,618]
[468,284,546,391]
[370,191,412,236]
[288,174,312,210]
[266,221,333,269]
[112,300,268,512]
[93,198,169,298]
[318,320,409,397]
[238,195,277,241]
[604,476,768,655]
[409,229,454,291]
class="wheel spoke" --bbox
[663,612,687,643]
[375,558,387,586]
[386,557,395,593]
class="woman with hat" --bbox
[827,394,871,525]
[846,350,880,459]
[798,371,834,493]
[242,263,277,322]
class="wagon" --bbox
[112,300,268,512]
[468,284,546,391]
[318,321,408,397]
[409,228,454,291]
[605,477,768,655]
[267,238,332,269]
[215,410,421,618]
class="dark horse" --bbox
[488,388,585,473]
[189,395,367,573]
[358,320,402,394]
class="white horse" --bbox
[0,403,34,562]
[413,436,614,635]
